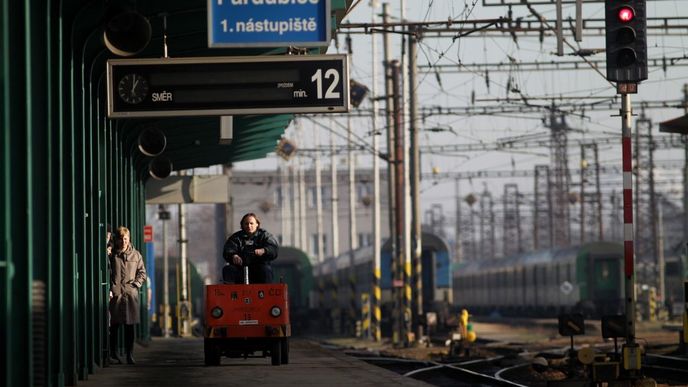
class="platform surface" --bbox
[78,337,433,387]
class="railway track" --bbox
[350,354,530,387]
[643,354,688,385]
[342,341,688,387]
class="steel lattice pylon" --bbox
[533,165,553,249]
[579,143,604,243]
[479,188,496,260]
[634,117,658,285]
[502,183,523,256]
[548,113,572,247]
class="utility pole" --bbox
[400,1,414,347]
[314,125,325,324]
[347,113,358,336]
[391,59,408,347]
[177,171,191,337]
[329,121,340,333]
[330,120,340,258]
[158,205,171,338]
[371,0,382,343]
[382,3,400,346]
[408,24,423,340]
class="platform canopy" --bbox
[659,113,688,135]
[104,0,353,172]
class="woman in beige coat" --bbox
[109,226,147,364]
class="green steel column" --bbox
[25,0,36,384]
[0,0,7,381]
[71,44,87,379]
[93,77,104,368]
[27,0,52,385]
[57,3,77,383]
[103,121,111,351]
[87,58,107,370]
[4,1,31,386]
[45,1,60,385]
[137,183,150,342]
[1,0,9,384]
[80,47,95,374]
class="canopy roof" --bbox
[106,0,352,171]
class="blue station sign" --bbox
[208,0,331,48]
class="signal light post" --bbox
[605,0,647,377]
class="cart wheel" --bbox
[271,340,281,366]
[280,338,289,365]
[204,338,221,366]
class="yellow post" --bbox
[361,293,370,339]
[459,309,469,340]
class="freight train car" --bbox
[272,246,314,333]
[453,241,624,317]
[314,231,453,333]
[659,242,688,318]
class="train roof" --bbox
[315,230,451,275]
[454,241,623,274]
[274,246,313,271]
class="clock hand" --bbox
[131,78,139,95]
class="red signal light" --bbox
[618,7,635,22]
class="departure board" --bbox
[106,55,349,118]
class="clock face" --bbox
[117,74,149,104]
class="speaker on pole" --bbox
[104,10,152,57]
[149,157,173,180]
[138,128,167,157]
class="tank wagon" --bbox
[453,241,624,317]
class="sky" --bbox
[231,0,688,226]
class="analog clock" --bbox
[117,74,149,104]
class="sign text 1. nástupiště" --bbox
[208,0,331,48]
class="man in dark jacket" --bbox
[223,213,279,284]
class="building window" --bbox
[321,186,330,208]
[358,233,371,248]
[308,186,317,209]
[357,182,371,198]
[311,233,320,256]
[322,234,328,256]
[310,233,329,257]
[274,187,284,206]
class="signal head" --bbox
[604,0,648,83]
[618,7,635,23]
